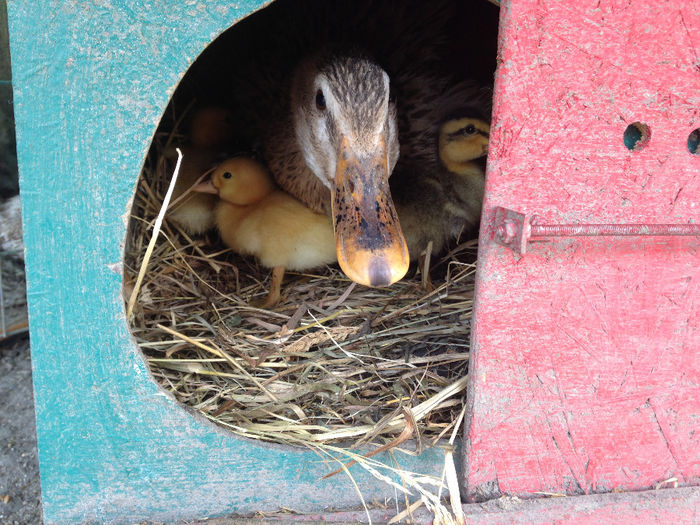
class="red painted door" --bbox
[465,0,700,499]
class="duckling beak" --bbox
[481,140,490,157]
[192,179,218,194]
[332,136,409,287]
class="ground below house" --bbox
[0,334,42,524]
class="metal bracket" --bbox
[493,206,700,255]
[493,207,532,255]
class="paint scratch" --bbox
[648,401,683,477]
[679,11,700,71]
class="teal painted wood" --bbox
[6,2,447,523]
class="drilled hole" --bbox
[688,128,700,155]
[623,122,650,151]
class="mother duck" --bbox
[184,0,483,287]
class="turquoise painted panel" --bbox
[7,1,447,523]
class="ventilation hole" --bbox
[688,128,700,155]
[623,122,650,151]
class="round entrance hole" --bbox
[623,121,650,151]
[123,0,499,451]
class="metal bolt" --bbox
[530,223,700,238]
[493,206,699,255]
[496,225,507,240]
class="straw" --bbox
[123,109,479,523]
[126,148,183,318]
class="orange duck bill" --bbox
[332,137,409,287]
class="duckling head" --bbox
[289,53,408,288]
[210,157,275,206]
[438,117,491,171]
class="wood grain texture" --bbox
[466,0,699,500]
[215,486,700,524]
[6,1,446,523]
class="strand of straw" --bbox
[126,148,183,318]
[444,404,467,524]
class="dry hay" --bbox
[123,118,476,453]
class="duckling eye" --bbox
[315,89,326,111]
[464,124,476,135]
[222,171,233,179]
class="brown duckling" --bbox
[196,157,336,308]
[439,115,490,244]
[166,106,233,234]
[394,115,491,262]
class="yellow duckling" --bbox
[197,157,336,308]
[166,107,233,234]
[394,115,490,264]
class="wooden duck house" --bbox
[7,0,699,522]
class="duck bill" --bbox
[331,136,409,287]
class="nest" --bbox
[124,120,476,453]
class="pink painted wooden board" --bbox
[465,0,700,499]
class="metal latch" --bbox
[493,206,700,255]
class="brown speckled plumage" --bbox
[185,0,474,210]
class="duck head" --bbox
[290,54,409,288]
[438,117,491,170]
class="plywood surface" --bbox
[466,0,699,499]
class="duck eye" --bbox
[315,89,326,111]
[222,171,233,179]
[464,124,476,135]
